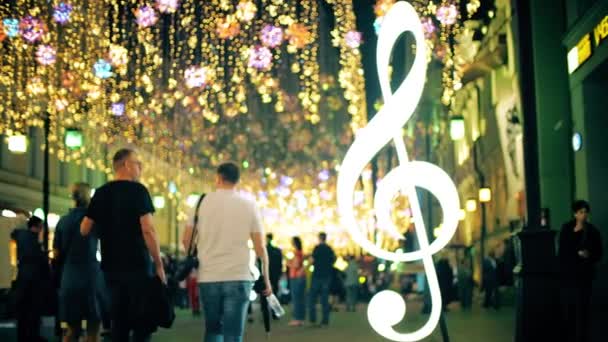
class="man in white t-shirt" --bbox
[183,162,271,342]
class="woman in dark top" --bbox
[558,200,603,342]
[54,183,101,342]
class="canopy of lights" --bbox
[1,0,485,253]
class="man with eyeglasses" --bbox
[81,148,165,342]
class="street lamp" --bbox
[459,209,466,221]
[64,128,83,149]
[7,134,28,154]
[479,187,492,203]
[449,115,465,140]
[479,186,491,278]
[466,198,477,212]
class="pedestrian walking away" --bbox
[54,182,101,342]
[308,232,336,327]
[182,162,272,342]
[80,148,166,342]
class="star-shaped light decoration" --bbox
[93,59,113,79]
[35,45,57,66]
[260,24,283,48]
[156,0,180,14]
[19,16,46,43]
[344,31,363,49]
[437,4,458,26]
[373,17,383,35]
[111,102,125,116]
[286,23,311,49]
[184,66,209,88]
[3,19,19,38]
[135,6,158,28]
[248,45,273,70]
[374,0,395,17]
[318,169,330,182]
[108,44,128,67]
[53,3,73,24]
[421,17,436,38]
[217,15,240,39]
[236,1,257,22]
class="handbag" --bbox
[174,194,206,282]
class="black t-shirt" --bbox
[312,243,336,279]
[11,229,46,280]
[86,180,155,274]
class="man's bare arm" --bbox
[251,232,272,295]
[140,213,166,282]
[80,217,94,236]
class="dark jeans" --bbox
[105,273,152,342]
[345,285,358,312]
[483,285,500,309]
[15,277,42,342]
[199,281,252,342]
[561,281,592,342]
[290,277,306,320]
[308,276,331,325]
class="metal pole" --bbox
[480,202,487,263]
[515,0,541,229]
[174,200,179,259]
[42,111,50,252]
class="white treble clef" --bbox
[337,2,460,341]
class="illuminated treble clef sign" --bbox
[337,2,460,341]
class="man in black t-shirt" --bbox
[309,232,336,326]
[81,148,165,342]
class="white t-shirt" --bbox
[188,189,264,283]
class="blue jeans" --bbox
[345,285,358,311]
[290,277,306,321]
[199,281,252,342]
[308,276,331,325]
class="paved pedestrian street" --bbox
[0,299,515,341]
[156,300,515,342]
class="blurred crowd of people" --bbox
[7,148,602,342]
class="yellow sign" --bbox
[577,34,592,65]
[594,15,608,47]
[568,14,608,74]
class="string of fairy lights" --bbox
[0,0,483,253]
[374,0,481,107]
[0,0,372,254]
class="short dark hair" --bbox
[113,148,134,171]
[72,182,91,207]
[319,232,327,242]
[217,162,240,184]
[27,216,43,229]
[266,233,274,242]
[292,236,303,251]
[572,200,591,213]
